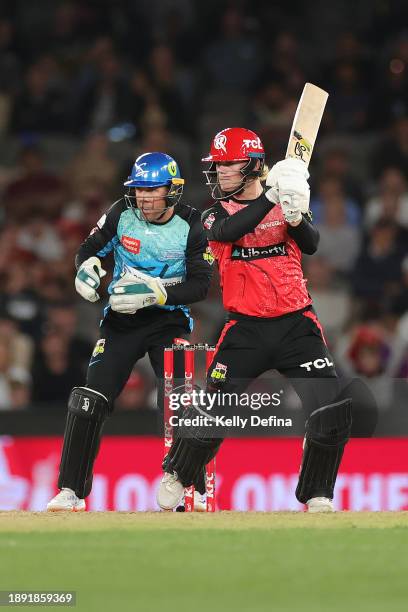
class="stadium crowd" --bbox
[0,0,407,411]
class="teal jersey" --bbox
[76,199,213,330]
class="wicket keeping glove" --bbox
[75,257,107,303]
[109,269,167,314]
[265,158,310,224]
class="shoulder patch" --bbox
[203,212,216,230]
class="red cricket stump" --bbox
[183,346,195,512]
[163,348,174,458]
[162,341,217,512]
[205,347,216,512]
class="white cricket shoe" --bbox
[157,472,184,510]
[307,497,334,513]
[193,490,207,512]
[46,488,86,512]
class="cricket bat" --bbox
[285,83,329,168]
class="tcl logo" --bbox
[300,357,334,372]
[243,138,262,150]
[121,235,141,254]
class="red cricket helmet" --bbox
[202,127,265,199]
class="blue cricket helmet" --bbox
[124,152,183,188]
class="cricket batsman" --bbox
[47,152,213,511]
[157,128,352,513]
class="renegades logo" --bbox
[203,212,216,230]
[121,235,141,254]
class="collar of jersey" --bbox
[231,188,266,206]
[143,209,176,226]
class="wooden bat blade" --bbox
[285,83,329,167]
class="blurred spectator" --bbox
[347,326,390,378]
[391,255,408,317]
[149,44,194,135]
[0,261,44,339]
[16,212,64,262]
[71,47,126,133]
[364,167,408,230]
[116,368,153,411]
[31,331,83,405]
[314,183,361,274]
[304,257,351,344]
[311,177,361,227]
[316,146,363,206]
[0,313,33,371]
[10,56,69,133]
[45,302,93,376]
[2,145,65,221]
[329,62,369,132]
[371,35,408,128]
[352,219,407,310]
[0,338,13,409]
[372,116,408,180]
[0,18,21,95]
[203,7,261,91]
[0,338,30,409]
[63,132,118,196]
[252,82,294,129]
[0,19,20,133]
[9,367,31,410]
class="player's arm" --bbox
[202,200,275,243]
[75,199,124,269]
[287,211,319,255]
[74,199,124,303]
[165,212,213,305]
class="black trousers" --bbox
[86,309,190,406]
[206,306,341,417]
[58,308,190,498]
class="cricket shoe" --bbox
[157,472,184,510]
[46,488,86,512]
[306,497,334,513]
[176,490,207,512]
[193,490,207,512]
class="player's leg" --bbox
[156,319,271,509]
[47,321,145,511]
[276,308,350,512]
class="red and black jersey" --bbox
[201,193,319,318]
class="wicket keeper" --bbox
[47,152,212,511]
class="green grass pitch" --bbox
[0,512,408,611]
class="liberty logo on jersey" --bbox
[121,235,141,254]
[231,242,287,261]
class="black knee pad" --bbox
[296,398,352,504]
[58,387,111,498]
